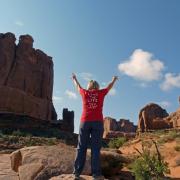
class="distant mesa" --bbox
[104,102,180,139]
[103,117,137,139]
[0,32,74,134]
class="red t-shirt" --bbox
[79,88,109,122]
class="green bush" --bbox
[12,130,24,136]
[131,141,170,180]
[12,130,32,137]
[168,130,180,139]
[108,137,127,149]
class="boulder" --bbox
[0,154,19,180]
[10,144,127,180]
[137,103,171,132]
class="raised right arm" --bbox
[72,73,82,92]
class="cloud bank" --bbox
[118,49,164,81]
[160,73,180,91]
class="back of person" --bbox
[80,88,108,122]
[72,73,118,180]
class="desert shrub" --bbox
[12,130,32,137]
[142,140,153,148]
[154,130,166,136]
[168,130,180,139]
[157,130,180,145]
[0,130,3,138]
[24,137,58,147]
[12,130,25,136]
[157,137,168,145]
[108,137,127,149]
[131,141,170,180]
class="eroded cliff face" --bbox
[0,32,56,121]
[137,103,171,132]
[103,117,137,139]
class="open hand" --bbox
[72,73,76,79]
[112,76,119,81]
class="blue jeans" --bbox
[73,121,104,176]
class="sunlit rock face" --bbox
[0,32,56,121]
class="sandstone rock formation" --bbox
[137,103,171,132]
[0,32,75,133]
[0,154,19,180]
[59,108,74,132]
[10,144,127,180]
[164,108,180,129]
[103,117,137,139]
[119,119,137,132]
[0,32,55,121]
[103,117,118,134]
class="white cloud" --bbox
[108,88,116,96]
[118,49,164,81]
[65,90,78,99]
[158,101,171,108]
[79,72,94,81]
[160,73,180,91]
[14,20,24,27]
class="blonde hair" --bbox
[87,80,100,90]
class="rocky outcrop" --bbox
[103,117,137,139]
[59,108,74,132]
[0,108,75,136]
[118,119,137,132]
[164,108,180,129]
[104,131,136,139]
[137,103,171,132]
[103,117,118,134]
[0,32,75,133]
[0,32,55,121]
[0,154,19,180]
[10,144,127,180]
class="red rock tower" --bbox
[0,32,57,121]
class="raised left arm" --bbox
[72,73,82,92]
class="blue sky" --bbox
[0,0,180,133]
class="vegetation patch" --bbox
[130,141,170,180]
[108,137,127,149]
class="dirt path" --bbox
[0,154,19,180]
